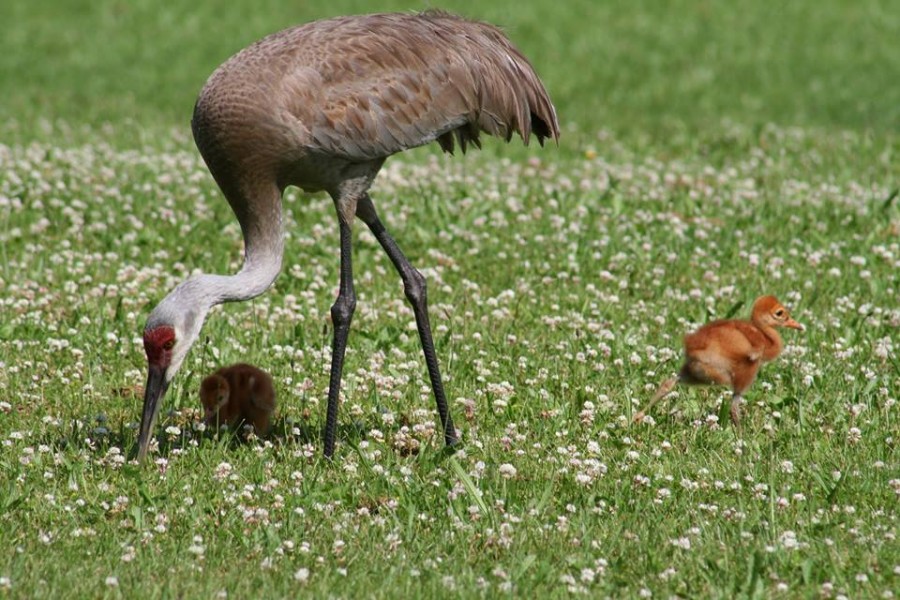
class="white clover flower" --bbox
[779,530,800,550]
[670,537,691,550]
[214,462,233,481]
[498,463,517,479]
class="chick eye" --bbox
[774,309,785,318]
[163,340,175,351]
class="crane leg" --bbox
[357,194,459,449]
[324,217,357,458]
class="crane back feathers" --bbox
[192,11,559,187]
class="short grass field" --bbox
[1,0,898,597]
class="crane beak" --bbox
[785,318,805,331]
[136,364,169,462]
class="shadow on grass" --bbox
[38,410,456,464]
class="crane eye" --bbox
[774,309,785,318]
[163,340,175,351]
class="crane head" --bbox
[136,290,207,462]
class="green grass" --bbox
[1,0,899,598]
[2,0,899,145]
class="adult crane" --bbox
[136,10,559,461]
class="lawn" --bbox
[1,0,898,598]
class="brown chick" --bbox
[199,363,276,436]
[634,295,804,427]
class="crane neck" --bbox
[193,261,280,306]
[183,178,285,308]
[213,183,284,305]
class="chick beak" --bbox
[785,318,805,331]
[136,364,169,462]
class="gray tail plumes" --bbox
[427,12,560,154]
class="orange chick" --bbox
[635,295,804,427]
[199,363,276,436]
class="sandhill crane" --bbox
[634,296,804,426]
[136,10,559,461]
[199,363,277,435]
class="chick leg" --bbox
[633,377,678,423]
[248,407,272,436]
[729,393,743,429]
[729,362,758,430]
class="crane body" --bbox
[137,11,559,460]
